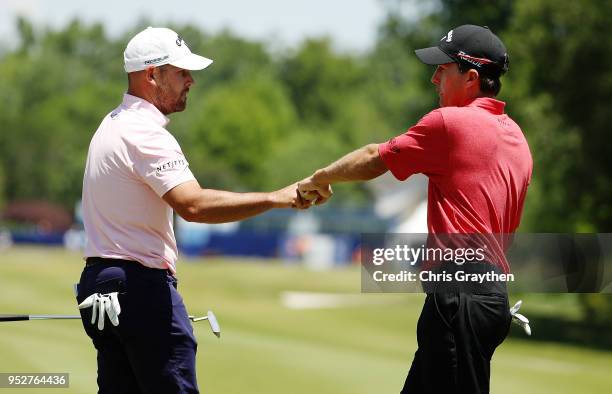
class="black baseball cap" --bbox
[415,25,509,77]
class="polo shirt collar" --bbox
[121,93,170,127]
[467,97,505,115]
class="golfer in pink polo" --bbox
[78,27,306,394]
[299,25,532,393]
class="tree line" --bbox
[0,0,610,234]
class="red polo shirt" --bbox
[378,97,532,272]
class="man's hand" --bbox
[269,182,312,209]
[297,172,333,206]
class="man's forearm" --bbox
[187,189,279,224]
[164,180,303,223]
[313,143,388,185]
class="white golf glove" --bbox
[78,292,121,330]
[510,300,531,336]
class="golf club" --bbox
[0,310,221,338]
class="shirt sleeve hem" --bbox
[154,167,197,197]
[378,141,411,181]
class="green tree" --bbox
[280,38,367,125]
[0,19,122,208]
[178,73,297,191]
[502,0,612,231]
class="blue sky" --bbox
[0,0,396,52]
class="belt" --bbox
[84,257,172,277]
[85,257,139,267]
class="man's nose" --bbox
[186,72,194,87]
[431,66,441,85]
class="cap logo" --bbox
[144,55,170,65]
[176,35,183,47]
[456,51,494,67]
[440,30,453,42]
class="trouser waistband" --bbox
[86,257,140,267]
[85,257,170,275]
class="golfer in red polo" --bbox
[299,25,532,393]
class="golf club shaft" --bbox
[0,314,206,322]
[0,314,82,321]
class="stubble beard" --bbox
[154,86,188,115]
[175,91,188,112]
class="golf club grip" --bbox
[0,315,30,322]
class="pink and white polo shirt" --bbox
[82,94,196,273]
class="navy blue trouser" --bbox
[77,258,199,394]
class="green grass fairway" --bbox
[1,247,611,393]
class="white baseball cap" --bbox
[124,27,213,73]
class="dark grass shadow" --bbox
[508,315,612,351]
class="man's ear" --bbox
[145,66,157,84]
[466,68,480,88]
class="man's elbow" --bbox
[174,203,200,223]
[163,182,204,223]
[175,202,227,224]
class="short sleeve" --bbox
[129,128,196,197]
[378,110,448,181]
